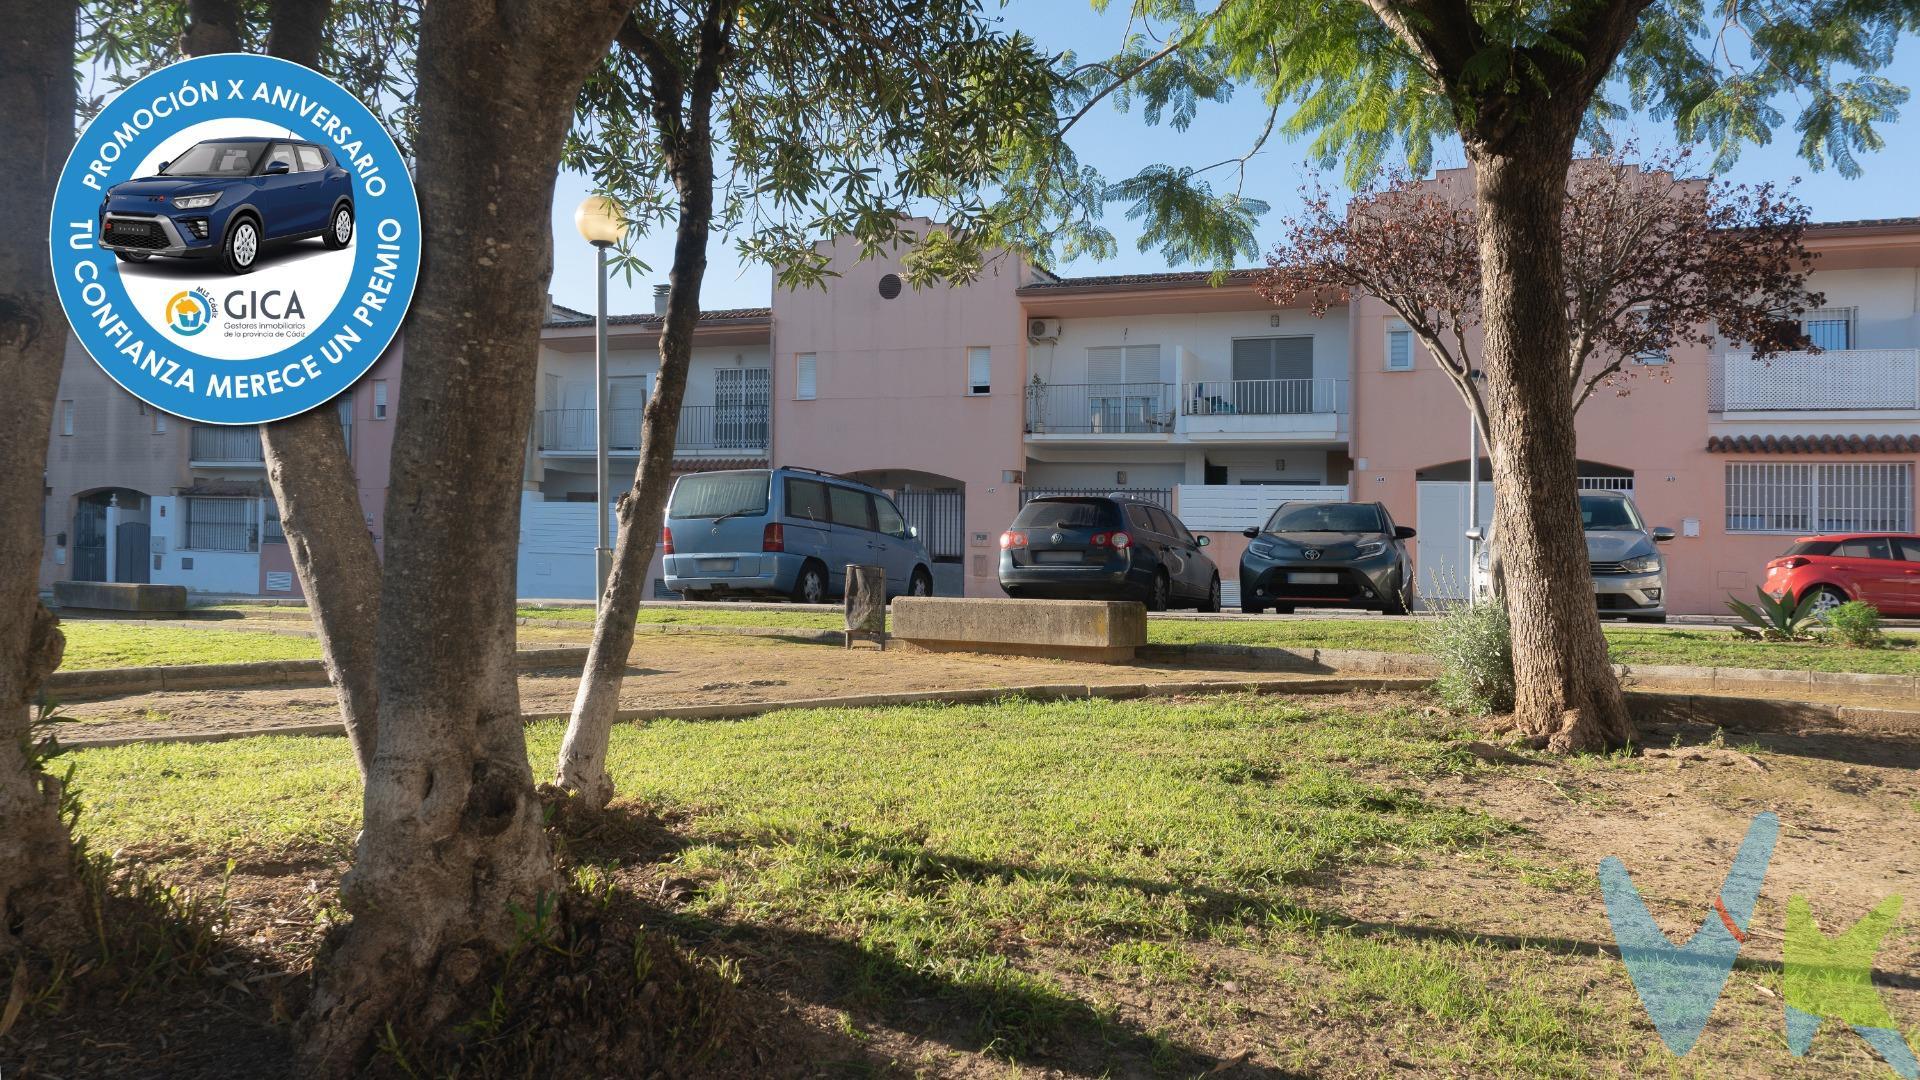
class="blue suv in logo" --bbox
[98,137,354,275]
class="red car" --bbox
[1762,533,1920,615]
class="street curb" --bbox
[60,675,1427,749]
[43,646,592,702]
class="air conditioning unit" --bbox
[1026,318,1062,343]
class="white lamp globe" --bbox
[574,195,627,247]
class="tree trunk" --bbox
[249,0,384,775]
[1471,135,1634,753]
[298,0,626,1070]
[0,0,85,962]
[554,11,729,807]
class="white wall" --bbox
[1816,267,1920,348]
[1028,308,1352,388]
[1025,459,1188,490]
[148,496,262,593]
[1174,483,1352,531]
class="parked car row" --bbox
[661,470,1920,619]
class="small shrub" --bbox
[1418,600,1515,715]
[1821,600,1887,648]
[1726,588,1821,641]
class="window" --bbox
[966,346,991,395]
[1385,329,1414,371]
[1725,462,1912,533]
[262,142,297,172]
[1086,344,1162,385]
[667,470,769,519]
[795,353,817,400]
[1897,538,1920,562]
[1834,538,1894,560]
[1123,503,1156,532]
[185,497,257,551]
[1801,307,1855,351]
[372,380,389,419]
[1145,504,1182,538]
[296,145,325,172]
[60,400,73,436]
[264,500,285,544]
[784,478,829,522]
[1012,498,1120,529]
[152,408,167,433]
[828,486,876,530]
[1232,337,1313,382]
[336,392,353,454]
[874,497,908,538]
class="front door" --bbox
[72,502,107,582]
[116,522,151,584]
[870,495,919,594]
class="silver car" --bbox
[1470,490,1675,622]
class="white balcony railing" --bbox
[1183,378,1346,416]
[535,404,769,454]
[1714,349,1920,412]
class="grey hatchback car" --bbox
[1470,490,1674,621]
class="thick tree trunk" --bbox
[554,10,730,807]
[251,0,384,775]
[0,0,85,961]
[298,0,626,1070]
[1471,136,1634,753]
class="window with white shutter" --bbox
[966,346,991,395]
[795,353,817,400]
[1085,344,1162,384]
[373,379,389,419]
[1385,329,1413,371]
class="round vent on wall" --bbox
[877,273,903,299]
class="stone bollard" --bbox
[844,564,887,650]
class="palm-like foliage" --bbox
[1726,587,1822,642]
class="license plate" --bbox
[1034,551,1083,564]
[112,220,151,236]
[1287,572,1338,585]
[698,558,735,572]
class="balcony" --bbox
[1023,379,1347,441]
[190,425,265,466]
[535,404,769,456]
[1713,349,1920,413]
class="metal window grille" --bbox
[1725,462,1911,533]
[1801,307,1856,351]
[185,496,258,551]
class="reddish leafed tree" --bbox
[1263,146,1822,452]
[1261,147,1820,751]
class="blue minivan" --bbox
[662,467,936,602]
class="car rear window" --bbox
[1266,502,1384,533]
[1013,499,1121,529]
[1784,540,1837,556]
[668,471,768,519]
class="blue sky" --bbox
[546,5,1920,316]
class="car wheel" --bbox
[113,250,151,263]
[908,568,933,597]
[324,205,354,250]
[1145,571,1170,612]
[791,562,828,605]
[223,217,260,274]
[1806,586,1848,616]
[1198,575,1221,613]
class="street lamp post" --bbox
[573,195,628,613]
[1466,369,1485,603]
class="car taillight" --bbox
[1110,531,1132,550]
[1000,530,1027,549]
[661,526,673,555]
[1091,532,1108,546]
[763,522,784,552]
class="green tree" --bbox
[1038,0,1916,751]
[551,0,1063,806]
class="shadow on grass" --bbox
[1647,717,1920,770]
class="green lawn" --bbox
[1149,618,1920,675]
[57,622,322,670]
[58,695,1741,1074]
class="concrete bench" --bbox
[891,597,1147,663]
[52,581,189,616]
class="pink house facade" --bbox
[504,213,1920,615]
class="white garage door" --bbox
[1415,481,1493,603]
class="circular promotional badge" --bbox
[50,54,419,425]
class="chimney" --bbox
[653,284,671,315]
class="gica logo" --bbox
[1601,812,1919,1077]
[163,287,217,335]
[48,54,420,426]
